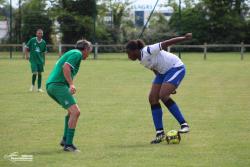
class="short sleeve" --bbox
[65,53,82,69]
[146,43,162,56]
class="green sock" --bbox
[66,128,75,145]
[63,115,70,140]
[38,74,42,89]
[32,74,37,86]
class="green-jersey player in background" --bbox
[25,29,47,92]
[46,39,92,152]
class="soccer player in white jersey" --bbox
[126,33,192,144]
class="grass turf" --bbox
[0,52,250,167]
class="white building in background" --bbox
[131,0,174,27]
[99,0,174,27]
[0,20,8,40]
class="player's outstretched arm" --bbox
[160,33,192,50]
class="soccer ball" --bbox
[166,130,181,144]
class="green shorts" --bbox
[30,63,44,73]
[46,83,76,109]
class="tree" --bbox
[141,13,174,44]
[0,0,8,20]
[201,0,249,43]
[51,0,97,44]
[169,0,250,44]
[97,0,131,43]
[0,0,6,6]
[21,0,52,43]
[169,3,209,44]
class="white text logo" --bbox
[4,152,33,162]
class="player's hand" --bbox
[185,33,192,40]
[70,84,76,95]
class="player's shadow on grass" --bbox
[0,91,30,95]
[25,149,65,156]
[0,90,44,96]
[111,143,158,149]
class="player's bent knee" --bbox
[69,110,80,119]
[68,104,80,115]
[75,110,80,117]
[148,94,159,104]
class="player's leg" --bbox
[47,86,69,146]
[30,63,38,91]
[37,64,44,92]
[60,113,69,146]
[160,83,186,125]
[37,73,42,90]
[160,66,189,133]
[31,73,37,91]
[54,85,80,152]
[149,74,165,144]
[64,104,80,152]
[46,83,67,145]
[46,83,80,152]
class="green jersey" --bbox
[26,37,47,64]
[46,49,83,86]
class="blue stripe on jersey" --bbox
[140,50,144,59]
[159,43,162,50]
[147,47,151,55]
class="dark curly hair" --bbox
[126,39,145,51]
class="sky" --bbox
[5,0,19,8]
[8,0,178,8]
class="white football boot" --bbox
[178,123,190,133]
[37,88,44,93]
[29,85,35,92]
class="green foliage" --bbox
[183,0,195,8]
[0,15,5,20]
[0,0,6,6]
[21,0,53,43]
[95,2,113,43]
[57,13,93,43]
[167,0,178,11]
[96,0,131,43]
[169,0,250,44]
[102,0,131,43]
[123,12,174,44]
[60,0,97,17]
[142,13,174,44]
[121,19,138,42]
[244,20,250,44]
[52,0,97,44]
[169,3,209,43]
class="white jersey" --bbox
[140,43,184,74]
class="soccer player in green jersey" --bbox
[46,39,92,152]
[25,29,47,92]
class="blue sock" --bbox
[163,98,186,125]
[151,103,163,132]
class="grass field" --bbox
[1,52,250,167]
